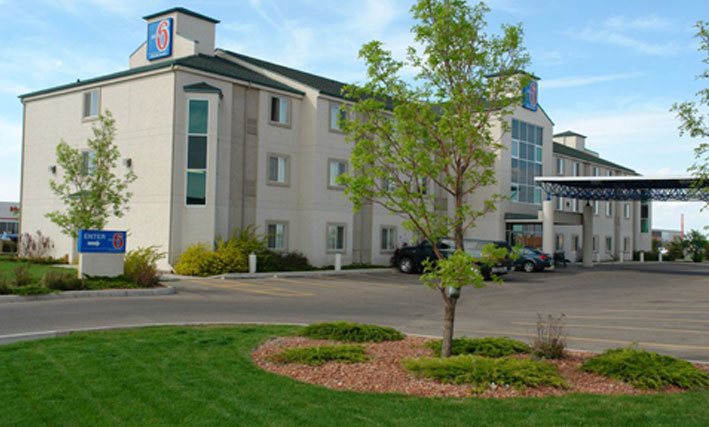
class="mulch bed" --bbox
[251,336,688,398]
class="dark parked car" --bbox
[390,239,512,279]
[513,246,553,272]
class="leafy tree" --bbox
[671,21,709,207]
[339,0,530,356]
[685,229,708,262]
[46,112,136,238]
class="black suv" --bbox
[390,239,512,279]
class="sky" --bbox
[0,0,707,231]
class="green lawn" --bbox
[0,259,139,292]
[0,326,707,426]
[0,258,70,281]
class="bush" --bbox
[426,337,530,358]
[17,231,54,260]
[403,355,566,391]
[581,348,709,390]
[269,344,368,366]
[13,285,54,296]
[124,246,165,287]
[301,321,405,343]
[41,270,85,291]
[532,314,567,359]
[174,243,223,277]
[10,265,33,288]
[259,250,314,272]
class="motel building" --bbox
[18,8,652,270]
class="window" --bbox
[593,201,599,216]
[624,203,630,219]
[81,150,96,176]
[326,224,345,252]
[640,201,649,233]
[605,201,613,217]
[605,236,613,252]
[186,99,208,205]
[592,166,600,176]
[381,226,397,252]
[329,102,347,132]
[269,95,290,125]
[382,178,396,192]
[556,196,564,211]
[328,159,347,188]
[571,198,579,212]
[572,162,580,177]
[266,222,287,250]
[593,235,599,252]
[623,236,630,253]
[556,158,565,175]
[555,234,564,251]
[572,235,580,251]
[510,119,543,204]
[267,154,289,185]
[0,221,18,233]
[82,89,99,119]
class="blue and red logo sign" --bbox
[78,230,127,254]
[147,18,173,61]
[522,80,538,111]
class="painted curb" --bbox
[0,285,176,304]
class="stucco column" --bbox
[542,197,554,256]
[582,202,593,268]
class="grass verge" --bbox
[0,325,707,426]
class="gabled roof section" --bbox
[553,142,636,174]
[220,49,349,99]
[554,130,587,138]
[20,54,303,99]
[184,82,222,96]
[143,7,220,23]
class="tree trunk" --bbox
[440,291,458,357]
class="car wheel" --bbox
[523,261,536,273]
[398,257,415,274]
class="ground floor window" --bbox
[380,226,397,252]
[326,223,346,252]
[0,221,18,233]
[572,235,580,252]
[506,223,542,248]
[266,222,287,250]
[593,235,599,252]
[605,236,613,252]
[593,201,599,215]
[555,234,564,251]
[623,236,630,253]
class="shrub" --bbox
[403,355,566,391]
[301,321,405,343]
[532,314,567,359]
[174,243,223,277]
[426,337,530,358]
[13,285,54,296]
[10,265,33,288]
[0,278,11,295]
[581,348,709,390]
[124,246,165,287]
[41,270,85,291]
[17,231,54,260]
[269,344,368,366]
[259,250,314,272]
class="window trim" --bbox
[82,89,101,121]
[380,225,397,253]
[325,222,347,253]
[266,152,291,187]
[605,201,613,217]
[623,203,631,219]
[265,221,289,251]
[327,158,348,190]
[268,94,292,128]
[328,101,346,133]
[185,97,210,208]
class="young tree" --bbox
[671,21,708,207]
[46,111,136,238]
[339,0,530,356]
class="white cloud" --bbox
[544,72,641,89]
[652,201,707,233]
[572,28,681,56]
[603,16,675,32]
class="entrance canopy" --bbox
[535,176,709,202]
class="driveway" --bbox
[0,262,707,361]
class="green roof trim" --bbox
[20,54,303,99]
[143,7,220,23]
[554,130,587,138]
[221,49,349,99]
[553,142,636,174]
[184,82,222,96]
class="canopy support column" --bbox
[542,198,554,256]
[582,202,593,268]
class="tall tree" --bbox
[671,21,709,207]
[47,111,136,238]
[339,0,530,356]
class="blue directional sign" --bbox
[147,18,173,61]
[78,230,127,254]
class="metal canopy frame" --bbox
[535,176,708,202]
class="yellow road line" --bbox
[470,330,709,351]
[511,321,708,335]
[192,279,312,297]
[567,315,709,324]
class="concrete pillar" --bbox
[582,202,593,268]
[542,198,554,256]
[335,253,342,271]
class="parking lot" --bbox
[0,262,707,361]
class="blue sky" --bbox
[0,0,707,230]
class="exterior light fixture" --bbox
[48,165,56,174]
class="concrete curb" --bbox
[213,268,396,280]
[0,285,176,304]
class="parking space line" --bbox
[191,279,313,297]
[511,321,709,335]
[567,315,709,324]
[601,308,708,315]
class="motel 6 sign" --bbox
[147,18,174,61]
[78,230,127,254]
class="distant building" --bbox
[0,202,19,234]
[652,229,682,245]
